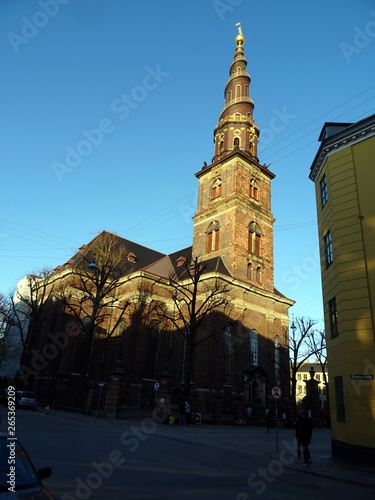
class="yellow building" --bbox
[309,114,375,465]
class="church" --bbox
[19,27,294,422]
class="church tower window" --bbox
[250,179,259,200]
[256,266,261,283]
[211,178,222,200]
[247,262,252,279]
[248,222,262,256]
[233,137,240,148]
[206,221,220,253]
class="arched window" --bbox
[249,329,259,366]
[128,252,137,263]
[206,221,220,253]
[235,84,241,99]
[256,266,261,283]
[218,140,224,155]
[247,262,252,279]
[250,179,259,200]
[233,137,240,148]
[211,178,222,199]
[248,222,262,256]
[274,335,280,382]
[176,256,186,267]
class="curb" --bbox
[262,450,375,490]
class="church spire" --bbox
[212,24,260,163]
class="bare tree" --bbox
[0,270,56,377]
[288,317,318,414]
[306,328,327,385]
[62,232,131,379]
[0,293,17,374]
[306,327,329,415]
[156,256,232,394]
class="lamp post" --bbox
[290,320,296,336]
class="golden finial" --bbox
[235,22,245,47]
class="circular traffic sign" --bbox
[270,384,283,399]
[154,381,160,391]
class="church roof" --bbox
[54,231,166,276]
[54,232,231,282]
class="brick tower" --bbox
[193,26,276,292]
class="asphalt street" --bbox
[4,409,374,500]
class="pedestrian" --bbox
[265,409,271,433]
[184,400,191,426]
[295,410,313,465]
[178,401,186,428]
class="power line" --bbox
[261,84,375,157]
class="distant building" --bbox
[0,276,34,378]
[309,113,375,465]
[295,361,327,408]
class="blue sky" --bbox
[1,0,375,327]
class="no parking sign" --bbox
[270,384,283,399]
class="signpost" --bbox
[270,384,283,451]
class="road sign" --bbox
[270,384,283,399]
[154,381,160,391]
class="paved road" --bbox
[8,409,375,500]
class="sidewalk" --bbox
[39,409,375,489]
[150,422,375,489]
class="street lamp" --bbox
[88,261,99,271]
[290,320,296,335]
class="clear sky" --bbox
[1,0,375,328]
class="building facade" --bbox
[295,361,328,408]
[15,28,294,423]
[309,114,375,464]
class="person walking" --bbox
[178,401,187,428]
[295,409,313,465]
[184,400,191,426]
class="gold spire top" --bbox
[235,22,245,48]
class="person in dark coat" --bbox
[178,402,187,427]
[295,410,313,465]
